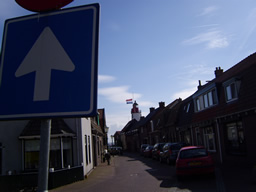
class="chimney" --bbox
[159,102,165,108]
[197,80,202,90]
[149,107,155,113]
[215,67,223,78]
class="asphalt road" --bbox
[51,153,219,192]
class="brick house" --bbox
[121,52,256,166]
[183,53,256,165]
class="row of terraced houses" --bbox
[115,52,256,167]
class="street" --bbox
[51,153,220,192]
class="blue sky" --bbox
[1,0,256,140]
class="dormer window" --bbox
[195,88,217,112]
[226,83,237,101]
[223,78,240,103]
[183,103,191,113]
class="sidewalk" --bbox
[50,158,116,192]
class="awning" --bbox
[19,118,75,139]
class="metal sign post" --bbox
[38,119,51,192]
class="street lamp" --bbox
[105,126,109,133]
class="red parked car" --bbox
[176,146,215,177]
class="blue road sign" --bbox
[0,4,100,120]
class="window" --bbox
[85,135,88,165]
[63,138,73,167]
[225,82,238,102]
[24,137,73,170]
[204,127,216,152]
[49,138,61,169]
[196,97,203,111]
[179,148,208,159]
[184,103,190,113]
[223,78,241,102]
[24,140,40,170]
[88,136,91,163]
[195,128,203,146]
[226,121,246,155]
[184,130,191,144]
[195,88,217,112]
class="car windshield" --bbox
[179,148,208,159]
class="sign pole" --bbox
[37,119,51,192]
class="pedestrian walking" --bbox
[104,150,111,165]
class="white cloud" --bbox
[199,6,218,16]
[98,75,116,83]
[105,112,130,140]
[171,88,197,100]
[98,86,141,103]
[170,64,215,100]
[138,101,155,107]
[173,64,213,82]
[183,30,229,49]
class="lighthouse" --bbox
[131,101,141,121]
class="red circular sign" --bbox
[15,0,73,12]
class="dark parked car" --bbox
[143,145,153,158]
[140,144,149,155]
[110,146,123,155]
[152,143,165,160]
[159,142,187,165]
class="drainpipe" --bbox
[216,118,223,164]
[76,118,81,167]
[190,127,194,145]
[60,137,64,168]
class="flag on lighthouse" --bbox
[126,99,133,104]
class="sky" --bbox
[1,0,256,141]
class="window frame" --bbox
[223,78,240,103]
[225,82,238,102]
[203,127,216,152]
[194,88,217,112]
[225,121,246,155]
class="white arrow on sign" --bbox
[15,26,75,101]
